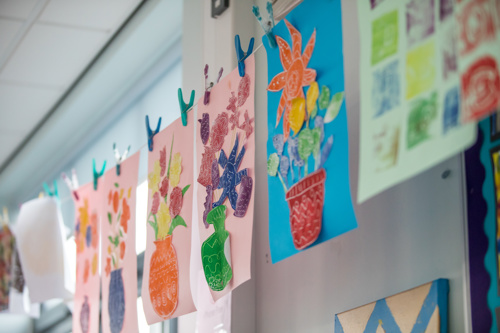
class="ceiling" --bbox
[0,0,142,169]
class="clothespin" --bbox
[204,65,223,105]
[146,115,162,151]
[252,2,277,48]
[235,35,254,77]
[43,180,59,199]
[178,88,195,126]
[93,159,106,191]
[62,169,79,201]
[113,143,130,176]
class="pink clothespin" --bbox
[62,169,80,201]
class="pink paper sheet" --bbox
[73,181,103,333]
[100,151,140,333]
[195,55,255,300]
[141,114,196,324]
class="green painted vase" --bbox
[201,205,232,291]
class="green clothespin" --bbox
[178,88,195,126]
[93,159,106,190]
[43,180,59,199]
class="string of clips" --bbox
[54,42,265,205]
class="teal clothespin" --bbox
[113,143,130,176]
[146,115,162,152]
[178,88,195,126]
[93,159,106,190]
[252,2,277,48]
[43,180,59,199]
[235,35,254,77]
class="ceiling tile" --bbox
[0,82,61,131]
[39,0,141,31]
[0,0,38,20]
[0,23,109,87]
[0,130,25,167]
[0,19,23,56]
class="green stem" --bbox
[304,160,309,177]
[277,172,288,193]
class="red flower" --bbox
[237,74,251,107]
[160,177,169,198]
[120,198,130,233]
[151,192,160,215]
[113,191,119,213]
[209,112,229,151]
[197,146,215,187]
[160,146,167,177]
[169,187,183,217]
[105,258,111,277]
[226,91,237,113]
[120,242,126,259]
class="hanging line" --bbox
[55,42,266,205]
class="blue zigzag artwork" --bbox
[334,279,449,332]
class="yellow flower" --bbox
[170,153,182,187]
[119,188,124,199]
[92,253,98,275]
[306,81,319,114]
[156,202,172,239]
[127,187,132,199]
[148,160,161,193]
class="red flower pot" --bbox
[285,168,326,250]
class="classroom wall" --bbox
[184,0,471,332]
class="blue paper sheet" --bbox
[265,0,357,263]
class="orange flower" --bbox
[108,190,112,205]
[105,257,111,277]
[83,259,90,284]
[120,242,126,259]
[120,198,130,233]
[113,191,119,213]
[90,213,98,249]
[268,19,316,141]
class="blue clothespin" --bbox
[93,159,106,191]
[178,88,195,126]
[252,2,277,48]
[146,115,162,151]
[113,143,130,176]
[43,180,58,199]
[235,35,254,77]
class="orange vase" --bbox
[149,235,179,318]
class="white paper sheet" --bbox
[14,197,73,303]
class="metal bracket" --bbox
[211,0,229,18]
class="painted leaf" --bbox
[319,135,334,169]
[267,153,279,176]
[211,158,220,189]
[202,185,213,228]
[234,175,253,218]
[310,105,318,119]
[314,115,324,143]
[107,212,112,225]
[168,215,187,235]
[312,127,322,157]
[280,155,290,186]
[324,91,345,123]
[198,113,210,145]
[289,97,306,135]
[318,85,330,110]
[273,134,284,156]
[181,184,190,196]
[298,128,315,161]
[306,81,319,115]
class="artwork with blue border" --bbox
[334,279,449,332]
[264,0,357,263]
